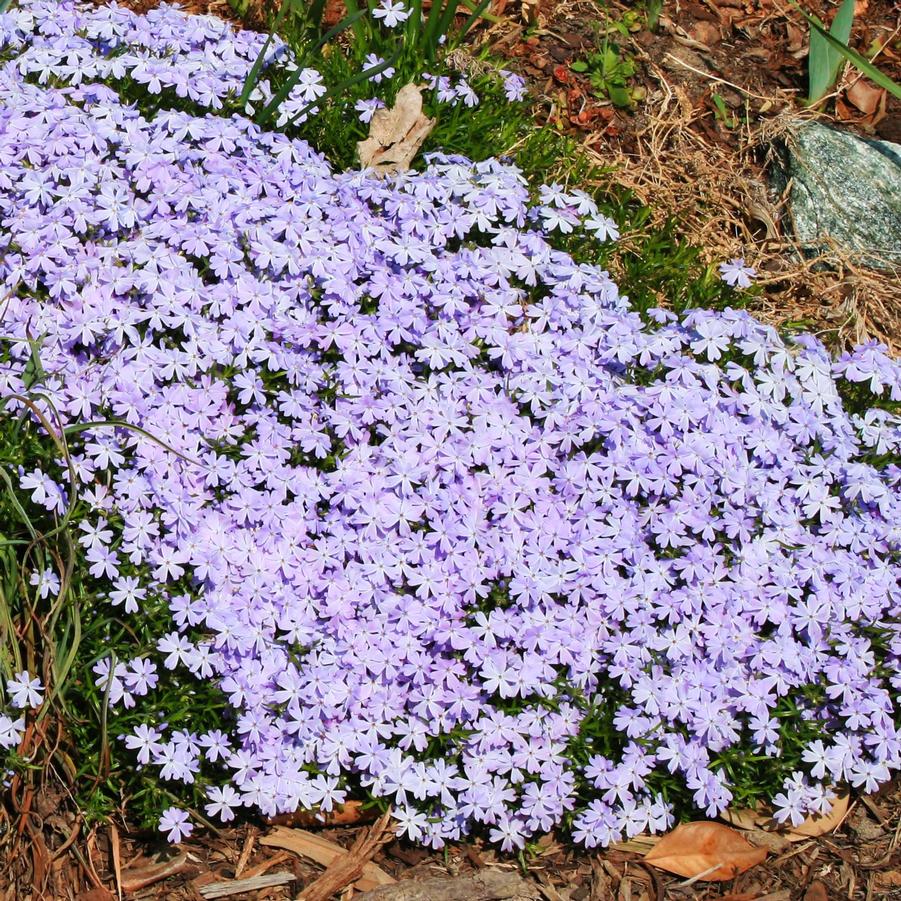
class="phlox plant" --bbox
[239,0,510,142]
[0,356,228,830]
[1,0,900,855]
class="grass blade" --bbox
[801,6,901,101]
[239,0,293,107]
[258,8,369,125]
[805,0,854,103]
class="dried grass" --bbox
[570,51,901,354]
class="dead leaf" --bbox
[109,823,122,901]
[786,22,805,55]
[721,806,766,832]
[644,822,767,882]
[875,871,901,889]
[521,0,540,25]
[609,834,660,854]
[789,793,850,839]
[690,21,721,47]
[723,793,849,842]
[75,891,115,901]
[260,826,394,892]
[845,79,887,123]
[357,84,435,176]
[267,801,374,829]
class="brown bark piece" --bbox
[296,813,395,901]
[261,822,395,892]
[354,869,541,901]
[120,853,190,893]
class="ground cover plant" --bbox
[0,0,900,858]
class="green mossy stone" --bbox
[773,120,901,271]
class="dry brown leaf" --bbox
[723,793,849,843]
[520,0,540,25]
[267,800,374,828]
[644,822,767,882]
[260,826,394,892]
[788,792,850,839]
[357,84,435,175]
[875,870,901,889]
[721,806,767,832]
[845,79,887,123]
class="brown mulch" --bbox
[7,780,898,900]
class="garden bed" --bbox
[0,1,899,899]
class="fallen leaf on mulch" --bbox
[610,834,660,854]
[723,792,849,842]
[644,822,767,882]
[268,800,375,828]
[844,79,887,124]
[75,890,114,901]
[260,826,394,892]
[357,84,435,175]
[875,870,901,890]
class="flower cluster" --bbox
[1,0,900,852]
[1,1,524,134]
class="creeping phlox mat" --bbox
[1,0,900,851]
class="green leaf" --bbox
[239,0,293,107]
[570,60,589,73]
[803,9,901,101]
[607,83,633,107]
[806,0,855,103]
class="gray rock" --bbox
[772,120,901,270]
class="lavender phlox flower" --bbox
[6,671,43,709]
[158,806,193,842]
[719,257,756,288]
[372,0,411,28]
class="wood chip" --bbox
[261,821,395,894]
[354,869,541,900]
[196,871,296,899]
[234,827,256,879]
[120,854,190,894]
[296,813,395,901]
